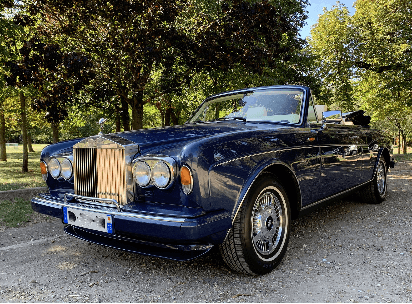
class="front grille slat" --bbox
[74,146,126,205]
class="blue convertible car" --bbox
[32,85,394,275]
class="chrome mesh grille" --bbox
[73,147,126,205]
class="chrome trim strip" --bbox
[65,193,121,211]
[212,143,368,170]
[212,145,316,168]
[300,179,372,211]
[33,194,187,223]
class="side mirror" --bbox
[322,110,342,129]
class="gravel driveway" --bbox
[1,162,411,302]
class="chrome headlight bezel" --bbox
[152,160,171,189]
[132,157,176,189]
[48,158,61,179]
[133,160,152,187]
[60,157,73,180]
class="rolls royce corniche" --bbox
[31,85,394,275]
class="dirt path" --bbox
[0,162,411,302]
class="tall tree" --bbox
[1,0,18,161]
[353,0,412,83]
[352,0,412,149]
[0,0,29,166]
[28,0,192,130]
[27,0,309,130]
[0,82,7,161]
[6,37,95,143]
[307,3,354,110]
[150,0,310,126]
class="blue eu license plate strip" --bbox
[63,207,113,234]
[63,206,68,224]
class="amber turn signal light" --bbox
[180,166,193,195]
[180,166,192,185]
[40,161,47,174]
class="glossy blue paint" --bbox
[31,85,392,262]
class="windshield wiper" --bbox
[217,117,246,122]
[245,120,292,125]
[187,120,205,124]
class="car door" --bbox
[288,130,322,206]
[317,126,364,198]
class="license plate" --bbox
[63,207,113,234]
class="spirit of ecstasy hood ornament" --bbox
[98,118,107,135]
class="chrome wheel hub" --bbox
[376,162,386,195]
[251,189,283,256]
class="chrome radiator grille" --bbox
[73,147,127,205]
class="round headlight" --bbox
[60,158,73,180]
[133,161,151,187]
[152,161,171,188]
[48,158,61,179]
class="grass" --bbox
[0,144,48,191]
[392,146,412,162]
[0,198,33,227]
[393,153,412,162]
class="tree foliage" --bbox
[26,0,309,130]
[308,0,412,150]
[27,0,195,130]
[307,3,354,110]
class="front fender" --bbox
[208,154,296,222]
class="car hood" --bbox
[111,122,286,156]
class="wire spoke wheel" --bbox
[251,189,285,257]
[376,161,386,196]
[219,175,291,275]
[359,158,387,204]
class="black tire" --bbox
[359,158,387,204]
[219,175,291,275]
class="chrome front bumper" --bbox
[31,193,231,260]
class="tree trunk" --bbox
[0,104,6,161]
[398,129,401,154]
[171,108,179,126]
[115,110,121,132]
[161,111,165,128]
[403,133,407,154]
[28,133,35,152]
[20,91,28,173]
[214,104,220,120]
[114,106,122,132]
[121,97,130,131]
[165,107,171,126]
[131,92,144,130]
[51,121,59,143]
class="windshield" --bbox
[188,88,304,124]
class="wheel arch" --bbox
[379,147,391,170]
[262,164,302,220]
[232,161,302,225]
